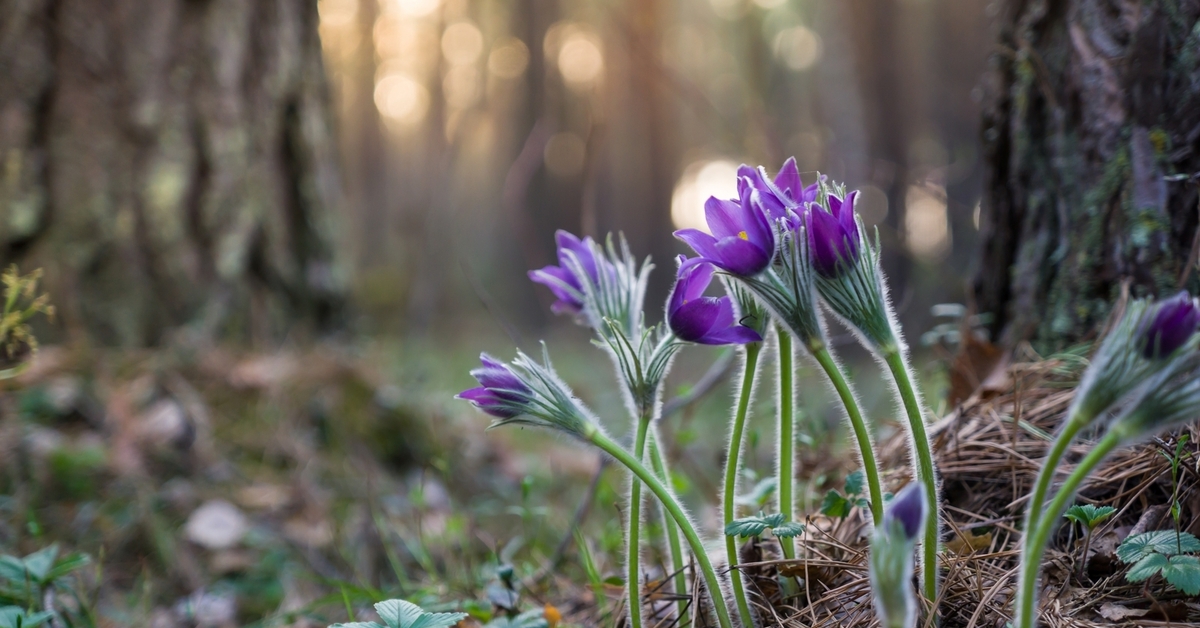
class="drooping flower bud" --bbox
[674,179,775,277]
[806,191,862,279]
[528,231,650,339]
[457,354,533,418]
[1140,291,1200,359]
[667,257,762,346]
[529,230,602,315]
[456,348,600,440]
[870,484,928,628]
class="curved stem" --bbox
[626,415,650,628]
[723,343,762,628]
[776,330,796,560]
[1023,418,1085,551]
[1015,430,1122,628]
[882,349,939,607]
[812,347,884,524]
[648,433,689,627]
[589,431,735,628]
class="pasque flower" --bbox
[806,191,861,278]
[738,157,820,221]
[870,484,928,628]
[667,257,762,345]
[674,181,774,277]
[456,354,533,418]
[528,230,603,315]
[1140,291,1200,359]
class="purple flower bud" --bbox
[885,483,927,542]
[456,353,532,418]
[805,191,861,278]
[528,230,601,315]
[667,257,763,345]
[1141,291,1200,359]
[738,157,821,221]
[674,179,775,277]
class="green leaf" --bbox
[329,623,385,628]
[410,613,469,628]
[844,470,865,496]
[1163,555,1200,595]
[44,552,90,583]
[820,491,851,519]
[1117,531,1200,563]
[1063,504,1117,528]
[771,521,806,538]
[21,545,58,583]
[0,607,55,628]
[1126,553,1168,583]
[735,478,776,508]
[485,609,547,628]
[0,557,25,584]
[724,516,769,538]
[761,513,785,528]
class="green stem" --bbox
[776,329,796,560]
[812,347,884,525]
[589,430,735,628]
[723,343,762,628]
[1015,430,1122,628]
[882,349,939,607]
[648,433,689,627]
[1022,417,1085,549]
[626,415,650,628]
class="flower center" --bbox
[738,230,748,241]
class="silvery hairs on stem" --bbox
[734,217,827,350]
[808,211,895,351]
[870,484,928,628]
[598,317,681,417]
[1108,347,1200,444]
[573,234,652,341]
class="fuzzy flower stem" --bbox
[723,342,762,628]
[1021,415,1086,558]
[812,347,884,524]
[1015,429,1122,628]
[626,413,651,628]
[882,348,939,606]
[588,430,735,628]
[648,434,689,627]
[775,329,797,560]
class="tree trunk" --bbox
[974,0,1200,351]
[0,0,344,346]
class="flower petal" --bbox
[703,197,745,240]
[774,157,802,199]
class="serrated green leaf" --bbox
[771,522,805,538]
[735,477,777,508]
[1163,555,1200,595]
[485,609,547,628]
[761,513,785,528]
[1064,504,1117,528]
[21,545,58,583]
[1117,531,1200,563]
[724,517,769,538]
[410,612,469,628]
[375,600,424,628]
[844,470,865,496]
[1126,553,1168,583]
[329,623,386,628]
[820,490,851,518]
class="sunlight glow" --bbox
[318,0,357,27]
[773,26,822,71]
[442,22,484,66]
[671,160,741,232]
[375,73,430,125]
[558,33,604,86]
[488,38,530,79]
[906,185,951,261]
[389,0,440,17]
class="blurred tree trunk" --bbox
[974,0,1200,351]
[0,0,344,346]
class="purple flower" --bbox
[528,230,601,315]
[885,483,927,541]
[738,157,821,221]
[1141,291,1200,359]
[667,257,763,345]
[805,191,861,278]
[674,180,775,277]
[456,354,532,418]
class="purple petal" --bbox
[529,267,584,312]
[774,157,802,199]
[1143,291,1200,358]
[456,387,520,418]
[700,325,763,345]
[675,229,723,261]
[885,484,927,541]
[807,209,844,278]
[704,197,746,240]
[669,298,723,342]
[710,237,771,276]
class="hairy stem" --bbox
[626,415,650,628]
[589,431,735,628]
[812,347,884,524]
[723,343,762,628]
[649,433,689,626]
[1021,417,1085,576]
[882,349,939,606]
[1015,430,1122,628]
[776,330,796,560]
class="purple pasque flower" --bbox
[667,257,762,345]
[738,157,821,221]
[1141,291,1200,359]
[456,354,532,418]
[805,190,861,278]
[674,180,775,277]
[885,483,927,541]
[528,230,601,315]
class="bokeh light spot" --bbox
[389,0,440,17]
[558,33,604,87]
[488,38,530,79]
[442,22,484,66]
[773,26,822,71]
[906,185,951,261]
[671,160,741,232]
[374,73,430,125]
[318,0,357,27]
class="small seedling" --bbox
[724,512,805,540]
[1117,530,1200,595]
[820,470,885,519]
[330,599,467,628]
[1063,504,1116,578]
[0,607,55,628]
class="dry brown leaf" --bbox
[945,530,993,555]
[1098,603,1148,621]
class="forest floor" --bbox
[0,332,1195,627]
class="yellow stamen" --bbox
[737,230,748,240]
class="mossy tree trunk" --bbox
[974,0,1200,351]
[0,0,344,346]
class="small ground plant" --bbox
[1117,530,1200,595]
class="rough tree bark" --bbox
[975,0,1200,351]
[0,0,344,346]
